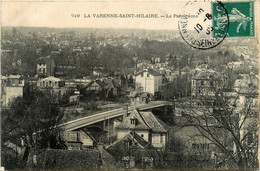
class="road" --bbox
[60,101,171,131]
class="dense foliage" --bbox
[1,89,65,169]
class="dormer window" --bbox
[130,118,136,125]
[147,73,150,77]
[141,73,144,77]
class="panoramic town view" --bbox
[1,27,259,170]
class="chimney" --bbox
[123,104,128,120]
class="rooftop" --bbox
[136,68,161,77]
[116,109,169,133]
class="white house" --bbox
[1,75,24,107]
[37,76,66,96]
[135,69,162,95]
[116,109,170,149]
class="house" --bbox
[37,76,64,88]
[129,91,140,105]
[106,132,152,169]
[1,75,24,107]
[107,132,151,150]
[86,80,106,92]
[84,80,107,99]
[129,91,151,104]
[135,69,162,95]
[140,92,151,103]
[37,76,66,97]
[172,121,214,164]
[233,73,258,149]
[106,132,151,169]
[116,109,170,149]
[103,78,121,97]
[37,56,55,77]
[64,77,92,88]
[191,64,222,97]
[62,130,96,150]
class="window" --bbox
[147,73,150,77]
[201,81,204,85]
[43,68,46,74]
[141,73,144,77]
[130,119,136,125]
[192,143,209,150]
[160,134,163,143]
[39,63,41,66]
[141,134,144,138]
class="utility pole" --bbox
[107,102,110,145]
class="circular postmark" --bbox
[178,0,229,50]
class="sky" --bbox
[1,1,187,30]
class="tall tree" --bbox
[2,89,65,168]
[179,79,258,169]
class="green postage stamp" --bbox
[212,1,255,38]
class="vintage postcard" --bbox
[1,0,259,170]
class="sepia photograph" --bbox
[1,0,259,170]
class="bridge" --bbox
[60,101,173,131]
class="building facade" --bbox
[1,75,24,107]
[135,69,162,95]
[37,56,55,77]
[191,64,222,97]
[37,76,66,97]
[116,109,169,149]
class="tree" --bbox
[1,89,65,169]
[178,78,258,169]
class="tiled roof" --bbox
[62,131,79,142]
[96,80,107,89]
[37,56,51,63]
[107,132,150,149]
[148,69,161,76]
[131,132,150,148]
[86,80,106,89]
[116,109,150,130]
[141,112,169,133]
[41,76,61,82]
[136,69,161,77]
[181,66,191,72]
[116,109,169,133]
